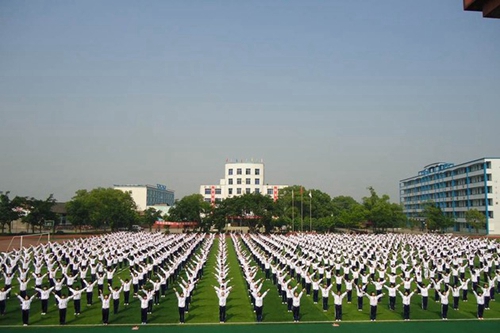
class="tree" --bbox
[23,195,57,233]
[0,191,25,233]
[331,196,365,230]
[66,188,138,231]
[465,209,486,233]
[142,207,163,232]
[362,187,406,232]
[422,202,454,233]
[168,194,211,231]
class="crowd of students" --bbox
[1,231,499,326]
[239,232,500,321]
[0,232,210,325]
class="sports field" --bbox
[1,232,499,330]
[2,321,500,333]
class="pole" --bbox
[309,196,312,232]
[291,190,294,232]
[300,187,303,232]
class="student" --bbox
[384,283,401,311]
[139,292,153,324]
[16,293,36,326]
[120,278,132,305]
[471,290,485,320]
[173,288,186,324]
[83,279,97,306]
[53,293,74,325]
[109,284,123,314]
[98,292,111,325]
[320,283,333,312]
[216,288,230,323]
[35,285,54,315]
[332,290,348,322]
[365,292,384,321]
[253,289,270,322]
[416,283,431,310]
[0,287,12,315]
[292,289,305,323]
[68,286,84,316]
[436,288,450,320]
[355,284,366,311]
[398,289,415,321]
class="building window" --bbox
[267,189,273,195]
[246,168,251,175]
[255,168,260,175]
[215,198,222,203]
[237,168,242,175]
[237,188,242,195]
[255,188,260,194]
[215,188,221,195]
[228,168,233,175]
[228,178,233,185]
[204,188,211,195]
[246,178,251,185]
[204,198,211,203]
[246,188,251,194]
[237,178,242,185]
[228,188,233,195]
[255,179,260,185]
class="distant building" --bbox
[464,0,500,19]
[200,159,287,205]
[399,157,500,235]
[114,184,174,211]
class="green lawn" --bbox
[0,234,499,328]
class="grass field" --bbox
[1,233,499,329]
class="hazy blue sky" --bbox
[1,0,499,203]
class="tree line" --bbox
[0,186,486,234]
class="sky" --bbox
[1,0,499,203]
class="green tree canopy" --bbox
[465,208,486,233]
[67,188,138,231]
[0,191,25,233]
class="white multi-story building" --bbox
[200,159,287,204]
[399,157,500,235]
[114,184,175,211]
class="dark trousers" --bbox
[322,297,329,311]
[255,306,263,322]
[292,306,300,321]
[102,308,109,324]
[86,292,93,305]
[313,289,319,303]
[422,296,428,310]
[453,296,459,309]
[357,296,364,310]
[74,299,81,314]
[41,299,49,313]
[477,304,485,318]
[389,296,396,310]
[219,306,226,322]
[0,300,6,315]
[403,304,410,320]
[441,304,448,319]
[141,308,148,323]
[113,299,119,314]
[335,304,342,320]
[370,305,377,320]
[124,291,130,304]
[178,306,185,323]
[22,309,29,325]
[59,308,67,324]
[287,298,292,311]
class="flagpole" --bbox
[291,190,294,232]
[300,187,303,232]
[309,191,312,232]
